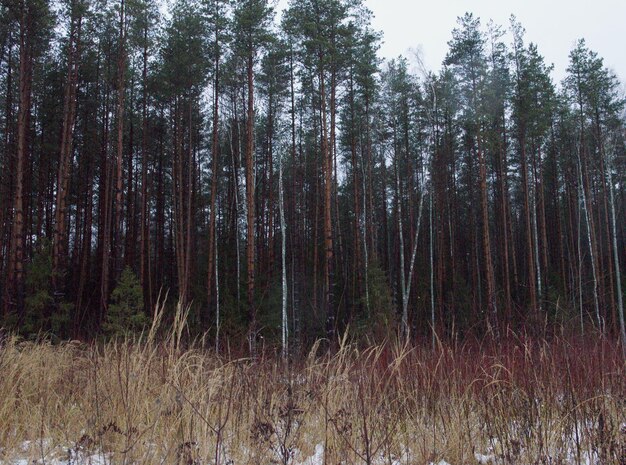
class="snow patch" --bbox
[1,452,110,465]
[474,452,497,464]
[299,443,324,465]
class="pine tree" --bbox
[3,0,53,323]
[233,0,273,349]
[445,13,498,333]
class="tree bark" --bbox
[520,134,538,316]
[245,51,256,350]
[5,0,33,321]
[320,58,335,341]
[52,5,82,296]
[113,0,126,283]
[477,131,498,335]
[140,19,152,313]
[207,25,220,327]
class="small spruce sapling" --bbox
[9,239,72,338]
[103,266,147,337]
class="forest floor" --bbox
[0,328,624,465]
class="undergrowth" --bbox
[0,306,624,464]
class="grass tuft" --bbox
[0,324,624,464]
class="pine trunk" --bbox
[52,8,81,295]
[114,0,126,281]
[320,60,334,340]
[5,2,32,321]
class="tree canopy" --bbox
[0,0,624,349]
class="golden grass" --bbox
[0,323,624,464]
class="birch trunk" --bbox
[430,187,435,350]
[531,147,542,313]
[605,138,625,355]
[245,52,256,352]
[215,224,220,353]
[397,153,426,338]
[279,149,287,358]
[395,160,407,336]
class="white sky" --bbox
[276,0,626,86]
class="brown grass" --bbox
[0,316,624,464]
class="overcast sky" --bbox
[276,0,626,86]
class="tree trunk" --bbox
[52,7,82,296]
[114,0,126,281]
[140,21,152,313]
[577,144,601,330]
[348,69,362,319]
[497,112,512,324]
[279,147,288,358]
[605,141,625,355]
[477,132,498,335]
[183,99,194,309]
[320,59,334,341]
[0,35,13,298]
[5,1,33,321]
[98,45,112,324]
[245,52,256,350]
[207,33,220,328]
[520,134,538,316]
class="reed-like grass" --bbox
[0,314,624,464]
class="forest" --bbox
[0,0,624,351]
[1,1,625,464]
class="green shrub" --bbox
[22,241,55,333]
[3,239,72,339]
[103,267,147,337]
[355,263,395,338]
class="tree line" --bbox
[0,0,624,348]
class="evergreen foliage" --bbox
[103,267,147,337]
[0,0,623,348]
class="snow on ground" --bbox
[474,452,496,464]
[0,442,111,465]
[299,443,324,465]
[0,437,615,465]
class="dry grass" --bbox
[0,318,624,464]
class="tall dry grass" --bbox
[0,314,624,464]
